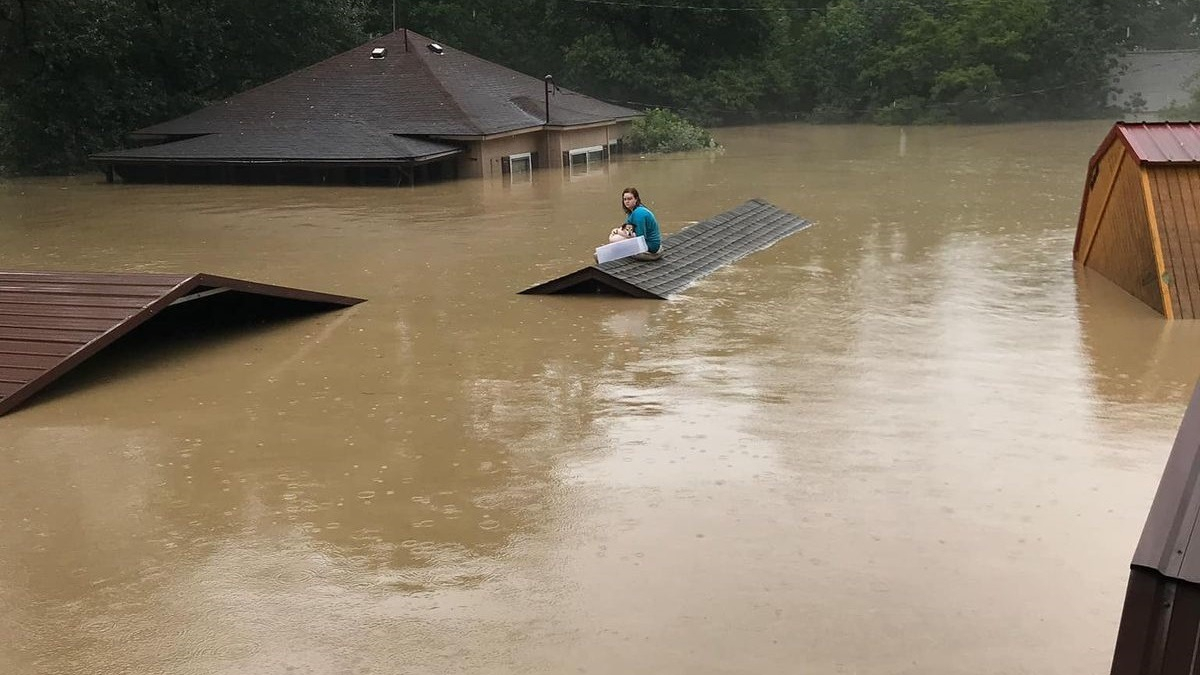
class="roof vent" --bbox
[370,47,387,59]
[428,43,444,55]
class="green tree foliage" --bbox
[1115,0,1199,49]
[0,0,1179,173]
[1162,78,1200,118]
[625,108,717,153]
[0,0,369,173]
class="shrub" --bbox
[625,108,717,153]
[1160,79,1200,120]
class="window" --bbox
[566,145,607,175]
[509,152,533,174]
[502,152,535,184]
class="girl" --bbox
[620,187,662,260]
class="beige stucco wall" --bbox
[454,122,635,178]
[477,133,543,179]
[544,126,629,169]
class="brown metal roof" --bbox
[0,271,364,417]
[1131,382,1200,582]
[1110,382,1200,674]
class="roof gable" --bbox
[0,271,363,417]
[132,29,639,140]
[1096,121,1200,165]
[520,200,813,299]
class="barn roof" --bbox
[0,271,363,417]
[1096,121,1200,165]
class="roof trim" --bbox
[0,271,364,417]
[1132,382,1200,582]
[92,152,462,167]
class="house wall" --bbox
[1112,49,1200,113]
[456,141,485,179]
[1077,143,1166,315]
[454,123,634,178]
[544,127,625,169]
[1148,165,1200,319]
[478,134,543,179]
[1076,141,1125,260]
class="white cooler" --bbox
[594,235,648,263]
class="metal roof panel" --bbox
[0,271,363,417]
[1118,122,1200,163]
[1132,382,1200,582]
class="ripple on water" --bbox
[267,563,324,586]
[177,637,263,663]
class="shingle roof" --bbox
[1100,121,1200,164]
[128,28,639,140]
[520,199,813,299]
[91,124,460,163]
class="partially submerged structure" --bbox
[0,271,363,416]
[1074,121,1200,319]
[90,29,640,186]
[520,199,812,299]
[1111,382,1200,673]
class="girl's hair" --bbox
[621,187,641,214]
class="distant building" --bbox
[1074,121,1200,319]
[1113,49,1200,114]
[90,29,641,186]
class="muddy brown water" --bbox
[2,121,1199,674]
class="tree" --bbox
[0,0,370,174]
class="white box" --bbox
[595,235,648,263]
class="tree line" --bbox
[0,0,1196,175]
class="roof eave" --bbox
[90,150,463,166]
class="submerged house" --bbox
[1074,121,1200,319]
[90,29,641,186]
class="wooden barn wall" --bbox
[1076,142,1128,260]
[1148,165,1200,320]
[1083,151,1165,314]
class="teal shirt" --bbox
[625,205,661,252]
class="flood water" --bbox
[2,121,1200,674]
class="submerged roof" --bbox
[0,271,363,416]
[1095,121,1200,165]
[1132,382,1200,582]
[92,28,639,165]
[92,125,462,164]
[520,199,812,299]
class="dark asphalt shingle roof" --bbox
[520,199,813,299]
[127,29,639,140]
[92,125,460,163]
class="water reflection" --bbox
[1076,266,1200,406]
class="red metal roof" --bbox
[0,271,363,416]
[1115,121,1200,163]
